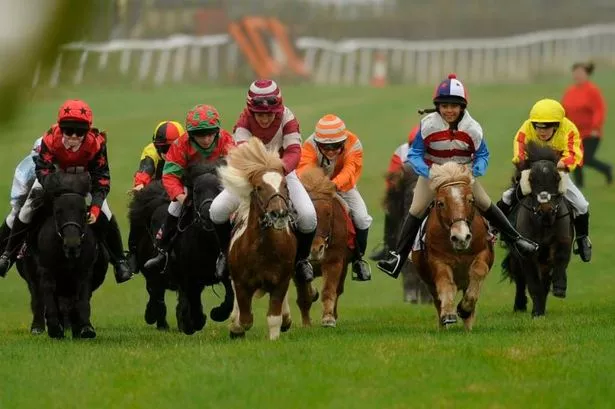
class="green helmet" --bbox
[185,104,221,133]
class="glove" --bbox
[472,161,486,177]
[88,205,100,224]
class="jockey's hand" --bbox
[176,194,187,205]
[556,160,567,171]
[87,205,100,225]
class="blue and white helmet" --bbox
[433,73,468,107]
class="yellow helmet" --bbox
[529,99,565,124]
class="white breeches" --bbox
[501,176,588,216]
[337,188,372,230]
[18,179,112,224]
[209,170,317,233]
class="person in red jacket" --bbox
[209,79,318,283]
[144,104,235,270]
[562,62,612,187]
[370,125,419,261]
[0,99,133,283]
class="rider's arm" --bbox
[296,140,318,176]
[34,134,56,186]
[133,144,158,187]
[280,111,302,174]
[161,141,187,200]
[406,129,430,178]
[332,135,363,192]
[512,121,530,167]
[88,140,111,210]
[560,123,583,171]
[472,139,489,177]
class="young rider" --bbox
[144,105,235,270]
[497,98,591,267]
[377,74,539,278]
[297,114,372,281]
[0,99,133,283]
[127,120,184,270]
[209,79,318,283]
[370,125,419,261]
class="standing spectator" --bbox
[562,62,612,187]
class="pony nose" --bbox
[450,231,472,247]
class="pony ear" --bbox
[519,169,532,195]
[558,171,569,194]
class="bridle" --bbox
[435,181,476,232]
[54,192,86,241]
[251,189,292,230]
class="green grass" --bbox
[1,74,615,409]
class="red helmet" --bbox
[57,99,93,128]
[246,79,284,114]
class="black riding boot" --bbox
[295,230,315,283]
[376,213,424,279]
[481,204,539,255]
[496,199,511,216]
[213,221,232,281]
[0,220,10,248]
[352,228,371,281]
[93,216,133,284]
[369,213,395,261]
[0,219,30,278]
[143,214,179,271]
[126,226,139,273]
[573,212,592,262]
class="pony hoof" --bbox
[281,321,292,333]
[156,321,170,331]
[48,324,64,339]
[531,312,545,319]
[311,290,320,303]
[210,306,232,322]
[456,304,472,320]
[229,330,245,339]
[144,303,158,325]
[440,314,457,326]
[79,325,96,339]
[513,305,527,313]
[321,318,337,328]
[30,326,45,335]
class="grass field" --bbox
[1,74,615,409]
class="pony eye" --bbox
[436,201,445,209]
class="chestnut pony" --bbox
[297,167,350,328]
[411,162,494,330]
[218,138,296,340]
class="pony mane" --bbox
[185,159,226,184]
[429,162,473,191]
[44,171,92,197]
[218,138,284,198]
[298,166,336,199]
[128,181,170,227]
[521,141,559,169]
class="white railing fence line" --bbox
[33,23,615,88]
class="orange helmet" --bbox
[314,114,348,146]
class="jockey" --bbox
[497,98,592,264]
[144,105,235,270]
[377,74,539,278]
[0,99,133,283]
[297,114,372,282]
[209,79,318,283]
[0,137,42,276]
[370,125,419,261]
[127,120,184,270]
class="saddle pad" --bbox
[334,194,355,250]
[411,215,496,252]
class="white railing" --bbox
[34,23,615,88]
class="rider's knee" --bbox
[168,201,183,218]
[353,214,373,230]
[295,203,317,233]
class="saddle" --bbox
[334,194,356,250]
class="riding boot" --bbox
[126,226,139,274]
[496,199,511,216]
[481,203,538,255]
[0,220,10,248]
[369,213,395,261]
[0,219,30,278]
[573,212,592,262]
[376,213,424,279]
[352,228,371,281]
[93,216,133,284]
[213,221,232,281]
[294,230,315,283]
[143,214,179,271]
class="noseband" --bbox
[251,190,291,230]
[435,181,476,232]
[54,193,86,241]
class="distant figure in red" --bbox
[369,125,419,261]
[562,62,612,188]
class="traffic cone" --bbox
[371,52,388,87]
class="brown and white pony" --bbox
[218,138,295,340]
[411,162,494,330]
[297,167,351,328]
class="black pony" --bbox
[128,161,234,335]
[502,141,573,317]
[28,170,108,338]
